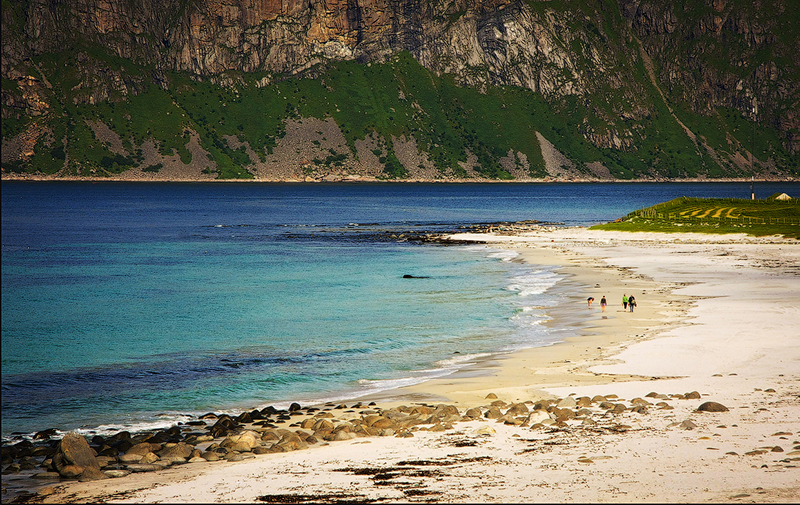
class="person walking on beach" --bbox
[628,295,636,312]
[600,296,607,313]
[587,297,594,308]
[622,294,628,311]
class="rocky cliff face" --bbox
[2,0,798,180]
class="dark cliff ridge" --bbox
[2,0,798,181]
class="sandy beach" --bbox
[18,227,800,503]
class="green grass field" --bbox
[591,195,800,239]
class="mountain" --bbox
[2,0,798,181]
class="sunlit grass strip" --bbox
[591,197,800,239]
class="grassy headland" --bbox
[591,195,800,239]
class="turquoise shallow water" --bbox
[2,181,796,440]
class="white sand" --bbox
[38,228,800,503]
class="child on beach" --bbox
[600,296,607,312]
[622,294,628,310]
[587,297,594,308]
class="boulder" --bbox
[160,456,188,465]
[526,410,552,425]
[432,404,459,418]
[394,416,425,429]
[79,467,109,481]
[371,418,396,430]
[500,415,525,426]
[362,415,384,427]
[464,408,482,419]
[474,425,496,436]
[126,442,161,456]
[32,472,61,480]
[483,406,503,419]
[98,446,119,457]
[113,440,134,452]
[277,433,308,451]
[201,451,221,461]
[141,452,160,464]
[232,442,255,453]
[125,463,162,473]
[104,469,132,478]
[118,453,143,464]
[696,401,728,412]
[58,433,100,470]
[505,403,529,417]
[59,465,85,479]
[409,405,433,416]
[610,403,627,414]
[34,429,58,440]
[313,419,335,432]
[158,442,194,459]
[556,397,577,408]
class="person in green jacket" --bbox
[622,294,628,311]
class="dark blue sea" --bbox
[2,181,796,440]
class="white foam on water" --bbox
[486,250,519,262]
[2,413,201,443]
[506,268,560,296]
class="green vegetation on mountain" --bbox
[1,0,798,180]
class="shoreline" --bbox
[2,173,796,184]
[359,230,696,412]
[5,227,799,503]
